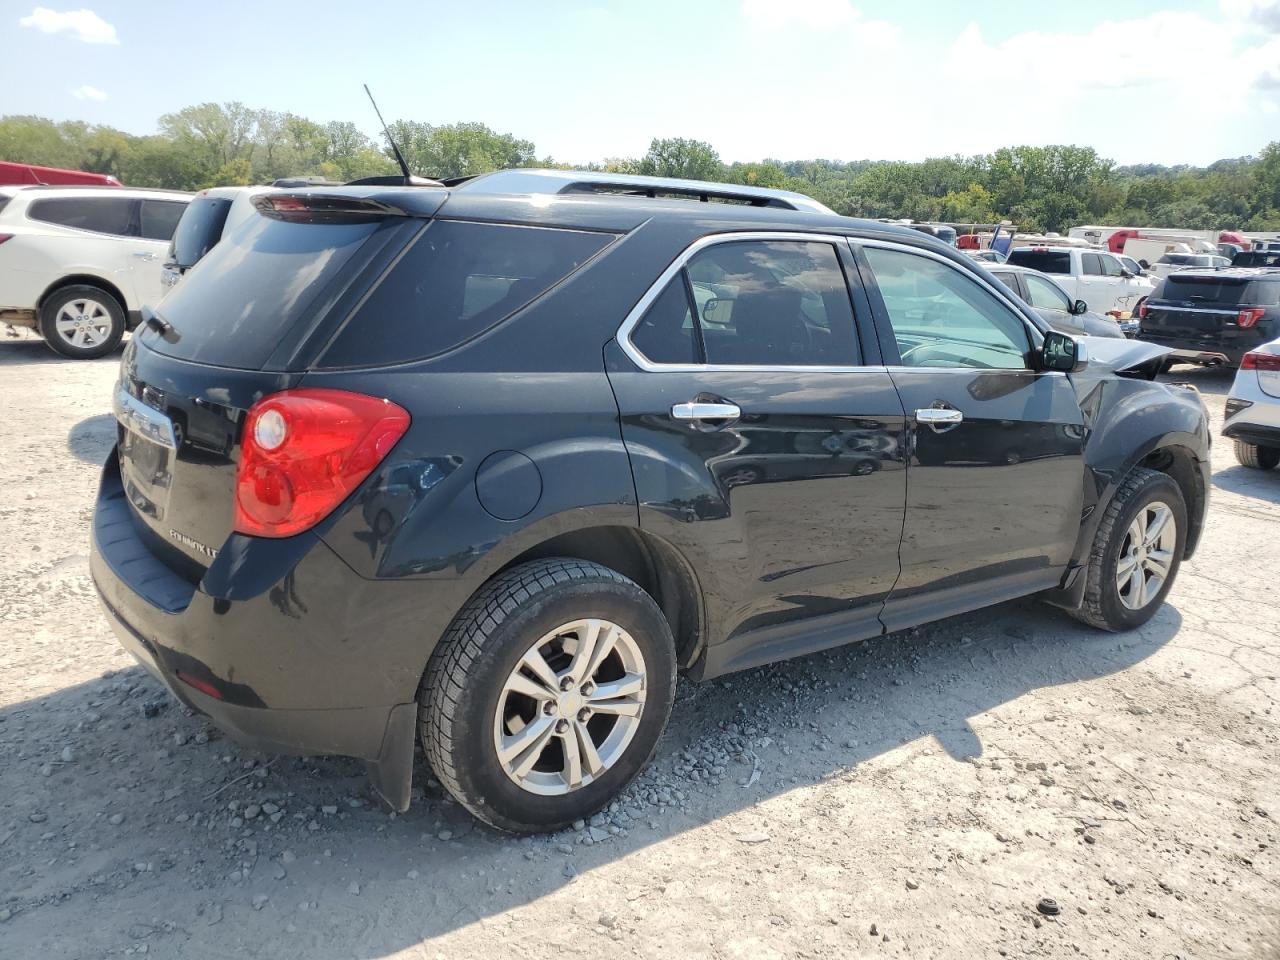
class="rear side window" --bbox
[1081,253,1103,276]
[139,199,187,241]
[318,221,612,367]
[28,196,135,236]
[169,196,232,268]
[632,278,697,364]
[1024,273,1071,311]
[146,213,391,369]
[1007,250,1070,275]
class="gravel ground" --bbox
[1,332,1277,960]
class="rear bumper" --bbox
[89,457,443,789]
[1223,420,1280,448]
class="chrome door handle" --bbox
[132,252,158,261]
[916,407,963,432]
[671,401,741,423]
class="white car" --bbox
[162,185,279,290]
[1149,252,1232,280]
[1005,246,1155,315]
[0,185,189,358]
[1224,338,1280,470]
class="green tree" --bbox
[384,120,535,179]
[636,137,722,181]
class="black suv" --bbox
[91,171,1211,833]
[1139,268,1280,366]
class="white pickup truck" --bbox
[1005,246,1156,315]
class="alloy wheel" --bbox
[54,299,113,349]
[1115,500,1177,611]
[493,618,647,796]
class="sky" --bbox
[5,0,1280,167]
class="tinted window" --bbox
[684,240,857,366]
[632,278,697,364]
[1100,254,1124,277]
[1081,253,1103,276]
[990,271,1019,293]
[1024,273,1071,311]
[169,196,232,268]
[1006,249,1070,274]
[145,214,390,369]
[29,196,134,236]
[864,247,1030,369]
[319,220,612,367]
[139,199,187,241]
[1157,275,1255,305]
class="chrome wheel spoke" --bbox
[1115,500,1177,612]
[500,715,556,777]
[504,670,556,702]
[520,648,560,691]
[561,724,583,788]
[575,721,606,776]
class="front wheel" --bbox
[1070,467,1187,632]
[1234,440,1280,470]
[419,559,676,833]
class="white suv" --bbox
[0,185,190,359]
[162,185,278,290]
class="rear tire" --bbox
[1234,440,1280,470]
[38,285,125,360]
[419,558,676,833]
[1069,467,1186,632]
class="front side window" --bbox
[1024,273,1071,312]
[28,196,135,236]
[1100,254,1125,277]
[863,246,1031,370]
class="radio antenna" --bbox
[364,83,413,183]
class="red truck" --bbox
[0,161,121,187]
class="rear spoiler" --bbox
[251,193,418,224]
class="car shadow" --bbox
[1157,364,1233,397]
[67,413,116,465]
[1213,462,1280,502]
[0,597,1182,957]
[0,336,124,367]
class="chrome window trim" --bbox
[1148,305,1239,316]
[615,231,875,373]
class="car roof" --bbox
[0,184,191,202]
[1160,267,1280,280]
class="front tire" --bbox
[1234,440,1280,470]
[1070,467,1187,632]
[38,285,125,359]
[419,559,677,833]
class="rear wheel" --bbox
[1069,467,1186,632]
[38,285,125,359]
[419,558,676,833]
[1234,440,1280,470]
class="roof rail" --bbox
[454,169,835,215]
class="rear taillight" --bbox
[234,389,410,538]
[1241,351,1280,371]
[1136,299,1149,319]
[1237,307,1265,328]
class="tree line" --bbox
[2,103,1278,233]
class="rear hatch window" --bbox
[1156,275,1259,305]
[315,220,613,368]
[1007,250,1071,274]
[169,195,232,268]
[144,212,410,370]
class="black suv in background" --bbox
[1139,269,1280,366]
[91,172,1211,833]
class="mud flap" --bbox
[366,702,417,812]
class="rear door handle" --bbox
[916,407,963,432]
[672,401,741,423]
[132,252,157,261]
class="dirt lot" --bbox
[1,333,1277,960]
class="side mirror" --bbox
[1120,269,1134,279]
[1072,299,1089,316]
[702,297,730,323]
[1042,331,1088,373]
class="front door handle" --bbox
[132,252,158,261]
[672,401,741,423]
[916,407,963,432]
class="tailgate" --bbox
[1140,303,1233,348]
[114,339,298,575]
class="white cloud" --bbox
[70,84,107,101]
[741,0,899,44]
[19,7,118,44]
[1222,0,1280,33]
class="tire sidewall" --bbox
[39,285,125,360]
[1096,474,1187,630]
[438,578,676,833]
